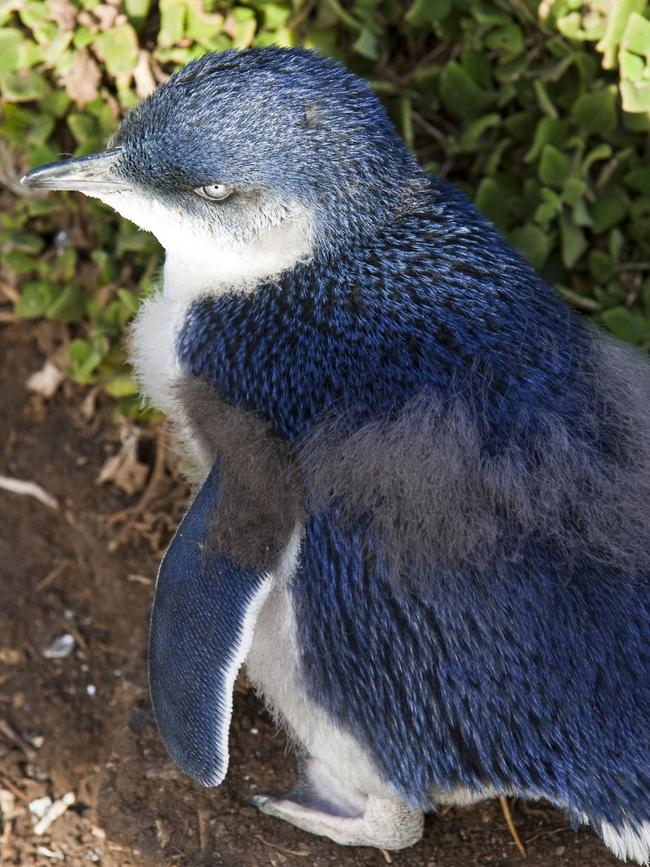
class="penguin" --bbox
[22,47,650,860]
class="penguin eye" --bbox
[195,183,233,201]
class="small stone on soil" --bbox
[43,634,75,659]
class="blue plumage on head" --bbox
[112,47,421,249]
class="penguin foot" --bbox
[248,759,424,850]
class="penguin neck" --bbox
[162,214,314,300]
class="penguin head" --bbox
[21,48,421,277]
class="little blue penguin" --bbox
[22,47,650,860]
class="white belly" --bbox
[246,532,394,799]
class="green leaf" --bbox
[399,95,413,149]
[525,117,568,163]
[600,306,649,345]
[538,144,570,188]
[15,281,59,319]
[49,248,77,282]
[42,89,71,117]
[485,22,524,59]
[621,79,650,113]
[610,228,625,260]
[231,6,257,49]
[534,201,559,223]
[556,9,606,42]
[562,176,587,206]
[46,284,86,322]
[475,177,514,228]
[532,80,558,118]
[0,28,22,72]
[105,373,139,397]
[185,4,224,44]
[624,167,650,193]
[117,288,140,316]
[19,2,57,43]
[67,112,98,145]
[405,0,450,26]
[591,187,628,234]
[458,113,500,150]
[94,24,139,75]
[261,3,290,30]
[472,6,509,26]
[588,250,616,281]
[92,250,120,283]
[4,250,38,274]
[597,0,645,67]
[582,143,613,173]
[41,30,73,65]
[254,27,292,48]
[510,223,551,269]
[439,61,492,121]
[0,69,48,102]
[559,212,587,268]
[572,197,592,226]
[353,26,378,60]
[73,26,95,49]
[643,278,650,316]
[125,0,151,25]
[620,49,646,81]
[158,0,186,46]
[2,229,45,254]
[572,86,617,134]
[67,337,108,384]
[461,48,491,90]
[620,10,650,57]
[623,110,650,131]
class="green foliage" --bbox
[1,0,650,416]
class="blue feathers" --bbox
[112,47,415,246]
[295,509,649,832]
[178,175,588,443]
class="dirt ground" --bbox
[0,321,623,867]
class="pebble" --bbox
[43,634,75,659]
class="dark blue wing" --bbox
[149,460,272,787]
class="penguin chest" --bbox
[128,289,189,419]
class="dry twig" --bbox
[35,560,71,593]
[0,720,36,760]
[499,795,527,857]
[0,476,58,510]
[254,835,310,856]
[0,778,28,802]
[107,426,170,549]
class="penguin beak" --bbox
[20,148,128,193]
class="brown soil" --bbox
[0,322,621,867]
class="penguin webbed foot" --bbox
[248,758,424,850]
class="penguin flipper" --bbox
[149,460,272,787]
